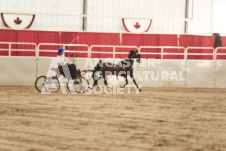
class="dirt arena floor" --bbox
[0,86,226,151]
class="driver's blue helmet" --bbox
[58,47,66,56]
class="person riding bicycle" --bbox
[57,47,78,79]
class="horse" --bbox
[92,50,142,91]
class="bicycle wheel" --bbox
[35,76,60,93]
[67,77,89,93]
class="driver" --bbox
[57,47,77,79]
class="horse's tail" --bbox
[92,59,103,79]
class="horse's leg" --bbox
[120,77,128,88]
[129,71,142,92]
[93,71,103,87]
[125,78,128,86]
[93,71,98,87]
[103,71,108,88]
[93,79,98,87]
[92,60,103,87]
[104,79,108,87]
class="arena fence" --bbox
[1,42,226,88]
[0,42,37,57]
[90,45,139,58]
[139,46,186,59]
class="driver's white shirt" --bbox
[57,55,69,66]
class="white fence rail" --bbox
[185,47,215,60]
[214,47,226,60]
[1,42,226,88]
[37,43,90,57]
[90,45,139,58]
[0,42,37,57]
[1,42,226,60]
[139,46,185,59]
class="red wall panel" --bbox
[179,35,215,60]
[0,29,17,56]
[77,32,120,45]
[179,35,215,48]
[220,36,226,47]
[121,34,178,46]
[1,29,224,60]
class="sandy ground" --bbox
[0,86,226,151]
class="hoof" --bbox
[119,85,125,88]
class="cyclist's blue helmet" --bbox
[58,47,66,56]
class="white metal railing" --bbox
[0,42,37,57]
[185,47,215,60]
[139,46,185,59]
[1,42,226,60]
[1,43,226,60]
[37,43,89,57]
[214,47,226,60]
[90,45,138,59]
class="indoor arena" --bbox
[0,0,226,151]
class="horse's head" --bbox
[129,50,141,63]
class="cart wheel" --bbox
[67,77,89,93]
[35,76,60,93]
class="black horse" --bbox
[92,50,142,91]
